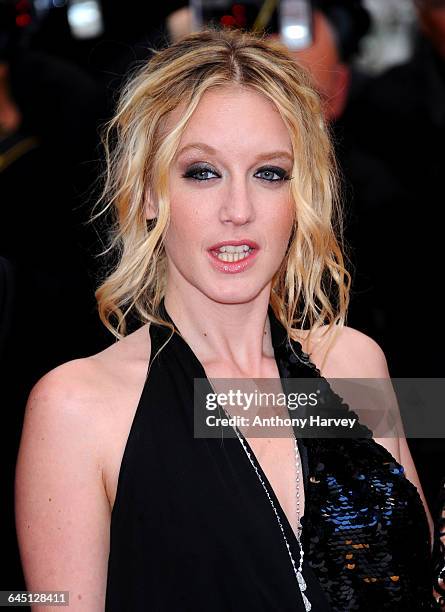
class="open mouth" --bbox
[207,241,259,273]
[210,244,254,263]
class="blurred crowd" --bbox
[0,0,444,601]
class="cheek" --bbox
[164,192,207,253]
[273,198,295,239]
[263,203,295,261]
[169,179,207,219]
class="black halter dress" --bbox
[105,300,436,611]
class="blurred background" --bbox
[1,0,444,602]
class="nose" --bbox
[219,175,256,226]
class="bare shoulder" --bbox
[296,324,403,464]
[21,321,153,484]
[28,322,152,411]
[15,324,152,608]
[296,324,390,378]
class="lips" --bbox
[208,239,259,251]
[206,239,260,274]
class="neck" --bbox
[162,286,276,377]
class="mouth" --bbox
[207,240,259,274]
[208,240,259,262]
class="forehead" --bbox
[165,85,293,155]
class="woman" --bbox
[15,27,437,611]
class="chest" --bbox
[245,434,305,539]
[103,369,306,543]
[204,360,306,538]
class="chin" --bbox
[197,280,270,306]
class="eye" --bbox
[182,164,219,181]
[181,163,292,183]
[255,166,290,182]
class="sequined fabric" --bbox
[303,436,435,610]
[271,320,439,611]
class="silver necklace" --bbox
[231,424,312,611]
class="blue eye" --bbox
[255,167,289,182]
[182,164,291,182]
[182,165,219,181]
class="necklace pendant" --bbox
[297,570,307,591]
[302,591,312,611]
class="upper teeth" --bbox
[218,245,251,253]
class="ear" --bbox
[144,189,157,221]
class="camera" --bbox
[190,0,314,50]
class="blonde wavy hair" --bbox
[93,26,351,361]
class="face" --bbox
[155,85,295,305]
[269,11,350,121]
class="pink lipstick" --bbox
[207,239,259,274]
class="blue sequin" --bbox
[273,334,437,611]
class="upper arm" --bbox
[15,361,111,611]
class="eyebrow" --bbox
[176,142,293,162]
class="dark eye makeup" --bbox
[181,163,292,183]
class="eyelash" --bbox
[182,164,291,183]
